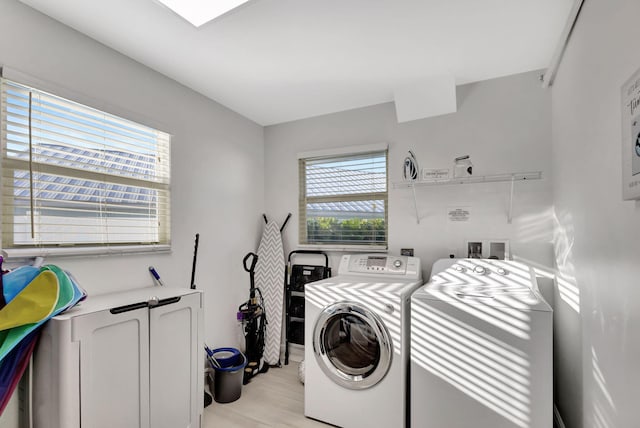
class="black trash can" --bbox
[210,348,247,403]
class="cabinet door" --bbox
[73,306,150,428]
[149,293,202,428]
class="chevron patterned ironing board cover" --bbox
[255,220,285,365]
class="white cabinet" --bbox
[33,287,204,428]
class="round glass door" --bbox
[313,302,392,389]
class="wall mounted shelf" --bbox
[392,171,542,224]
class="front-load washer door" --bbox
[313,301,392,390]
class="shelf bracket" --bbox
[411,183,420,224]
[508,174,515,224]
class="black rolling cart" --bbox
[284,250,331,365]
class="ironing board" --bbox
[255,220,285,365]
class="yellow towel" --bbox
[0,271,60,331]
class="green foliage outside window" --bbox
[306,217,385,243]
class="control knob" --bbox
[393,259,402,268]
[473,265,486,274]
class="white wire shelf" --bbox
[392,171,542,189]
[392,171,543,224]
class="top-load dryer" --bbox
[411,258,552,428]
[305,254,422,428]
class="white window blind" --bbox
[299,149,387,247]
[0,78,171,253]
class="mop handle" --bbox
[190,233,199,289]
[204,344,220,368]
[148,266,164,286]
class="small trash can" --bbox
[209,348,247,403]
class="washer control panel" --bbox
[437,259,511,278]
[426,258,548,305]
[339,254,421,279]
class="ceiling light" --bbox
[156,0,250,27]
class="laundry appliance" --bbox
[304,254,422,428]
[411,258,552,428]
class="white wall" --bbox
[551,1,640,427]
[0,1,264,424]
[265,70,555,276]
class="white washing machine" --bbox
[305,254,422,428]
[411,258,552,428]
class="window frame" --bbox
[0,77,171,258]
[298,144,388,251]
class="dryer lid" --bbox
[418,259,551,312]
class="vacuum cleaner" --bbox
[237,252,268,384]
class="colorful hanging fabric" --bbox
[0,263,86,414]
[0,330,39,414]
[0,271,59,331]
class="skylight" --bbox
[156,0,250,27]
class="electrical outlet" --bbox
[489,240,510,260]
[467,241,482,258]
[489,242,506,260]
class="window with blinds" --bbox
[299,149,387,247]
[0,78,171,254]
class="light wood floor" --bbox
[203,362,332,428]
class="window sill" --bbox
[3,244,171,260]
[297,244,387,253]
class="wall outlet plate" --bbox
[464,239,510,259]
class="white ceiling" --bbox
[20,0,574,126]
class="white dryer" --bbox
[411,258,552,428]
[305,254,422,428]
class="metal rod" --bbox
[411,183,420,224]
[508,175,515,224]
[280,213,292,232]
